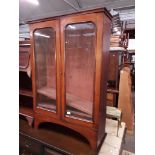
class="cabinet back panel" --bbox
[65,23,95,101]
[19,72,32,90]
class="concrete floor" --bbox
[121,91,135,153]
[122,130,135,153]
[99,119,126,155]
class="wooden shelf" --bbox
[19,68,27,72]
[19,40,30,46]
[124,62,135,65]
[110,47,126,51]
[37,87,56,100]
[66,107,92,122]
[107,89,119,94]
[37,86,93,115]
[20,89,33,97]
[19,106,34,118]
[67,94,92,116]
[128,49,135,54]
[38,103,56,111]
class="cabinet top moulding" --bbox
[27,7,112,24]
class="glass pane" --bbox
[34,28,57,112]
[65,22,96,122]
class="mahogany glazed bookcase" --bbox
[29,8,111,151]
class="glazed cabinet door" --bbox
[60,13,99,126]
[30,20,60,118]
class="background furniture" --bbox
[118,67,134,132]
[29,8,111,151]
[19,40,34,127]
[106,106,122,136]
[107,50,122,89]
[106,48,125,107]
[106,29,129,108]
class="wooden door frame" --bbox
[29,20,61,119]
[60,13,102,128]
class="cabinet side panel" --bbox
[97,13,111,145]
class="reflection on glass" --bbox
[65,22,96,122]
[34,28,57,112]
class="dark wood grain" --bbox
[19,106,33,117]
[20,118,93,155]
[29,9,111,152]
[96,12,111,146]
[19,88,33,97]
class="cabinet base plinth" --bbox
[34,115,105,153]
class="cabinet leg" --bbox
[34,119,39,129]
[26,116,33,127]
[89,139,97,152]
